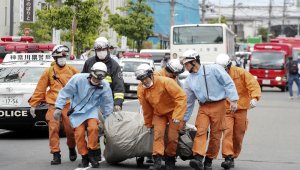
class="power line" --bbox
[150,0,199,11]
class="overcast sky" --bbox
[207,0,286,6]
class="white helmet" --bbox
[181,50,199,64]
[135,64,153,80]
[94,37,108,50]
[52,45,69,57]
[90,62,107,80]
[165,59,184,75]
[216,53,232,69]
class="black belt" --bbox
[199,99,225,106]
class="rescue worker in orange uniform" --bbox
[155,59,184,85]
[54,62,114,168]
[216,54,261,169]
[136,64,187,170]
[182,50,239,170]
[29,45,79,165]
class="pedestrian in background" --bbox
[181,50,239,170]
[54,62,113,168]
[160,53,171,68]
[286,56,300,99]
[136,64,187,170]
[216,54,261,169]
[29,45,79,165]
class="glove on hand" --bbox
[172,119,180,124]
[147,128,153,134]
[30,107,36,118]
[250,99,258,108]
[230,101,238,113]
[113,105,122,112]
[54,109,62,121]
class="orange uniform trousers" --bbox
[222,109,248,158]
[75,118,99,155]
[46,104,76,153]
[192,100,226,159]
[153,113,181,157]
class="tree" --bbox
[108,0,154,52]
[258,27,268,42]
[208,15,227,24]
[19,0,109,55]
[18,21,52,43]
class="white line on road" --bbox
[123,99,138,104]
[74,159,106,170]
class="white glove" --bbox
[30,107,36,118]
[113,105,122,112]
[147,128,153,134]
[172,119,180,124]
[250,99,258,109]
[230,101,238,113]
[53,109,62,121]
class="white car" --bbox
[0,53,84,131]
[120,58,154,94]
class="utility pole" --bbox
[267,0,273,41]
[281,0,287,35]
[201,0,206,23]
[9,0,14,35]
[232,0,236,33]
[170,0,175,26]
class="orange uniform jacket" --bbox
[154,69,175,79]
[226,66,261,110]
[29,64,79,107]
[137,76,187,128]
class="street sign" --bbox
[20,0,34,22]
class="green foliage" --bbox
[19,0,109,55]
[208,16,227,24]
[18,22,52,43]
[257,27,268,42]
[108,0,154,52]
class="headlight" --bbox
[275,76,282,81]
[254,76,257,79]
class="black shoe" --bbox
[136,157,145,167]
[148,155,162,170]
[50,152,61,165]
[204,156,212,170]
[189,155,204,170]
[95,148,102,161]
[78,155,89,168]
[88,149,100,168]
[69,147,77,161]
[221,156,234,169]
[146,156,154,163]
[165,156,176,170]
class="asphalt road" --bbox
[0,87,300,170]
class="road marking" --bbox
[74,159,105,170]
[123,99,138,104]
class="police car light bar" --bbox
[3,53,54,63]
[1,36,34,43]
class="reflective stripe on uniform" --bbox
[114,93,124,99]
[105,76,112,83]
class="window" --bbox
[173,26,223,44]
[0,67,46,83]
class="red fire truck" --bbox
[270,37,300,59]
[250,43,292,91]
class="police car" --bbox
[0,53,84,131]
[120,57,154,94]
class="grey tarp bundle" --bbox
[176,128,197,160]
[103,111,153,163]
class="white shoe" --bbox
[289,96,294,100]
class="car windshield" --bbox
[0,67,46,83]
[122,61,150,72]
[250,51,285,69]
